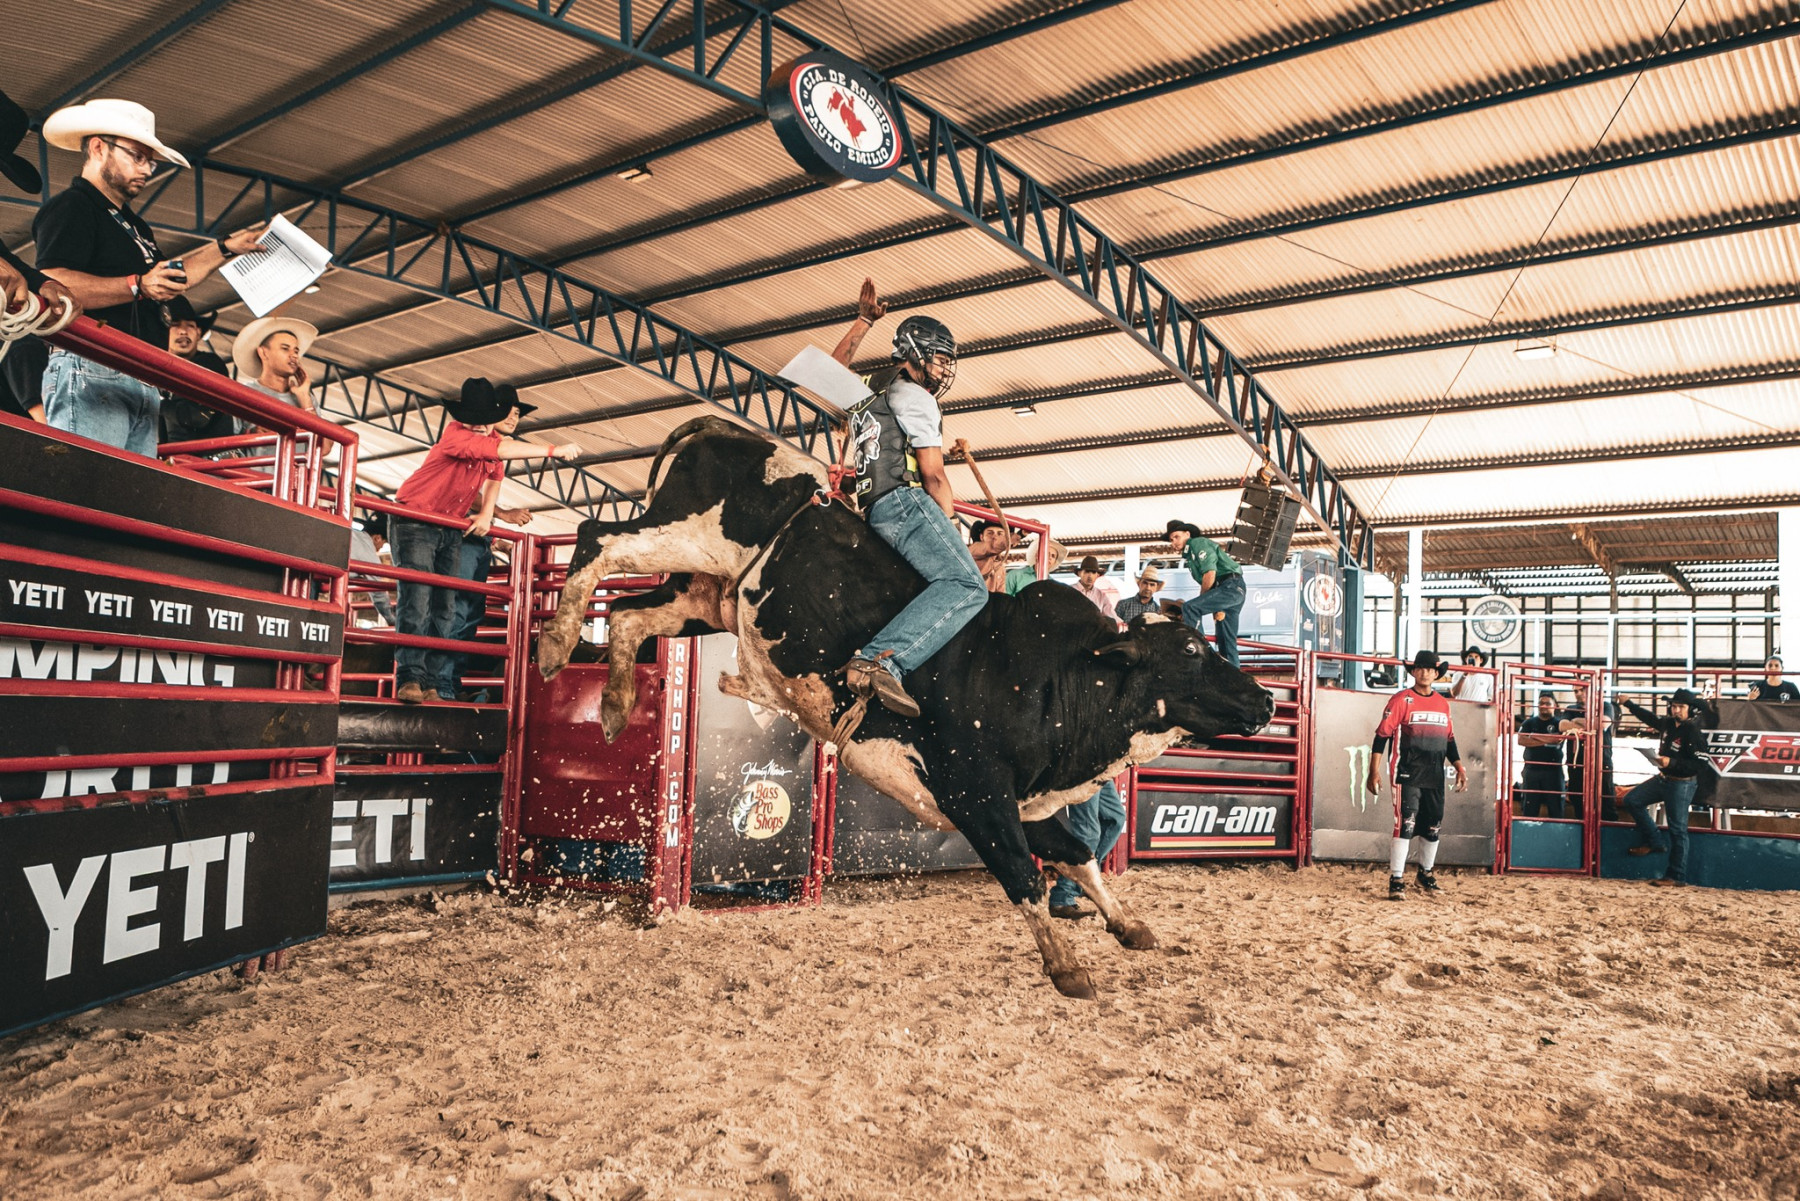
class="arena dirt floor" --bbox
[2,863,1798,1200]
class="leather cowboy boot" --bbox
[844,656,920,718]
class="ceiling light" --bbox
[1513,338,1556,361]
[1012,404,1037,417]
[614,163,653,183]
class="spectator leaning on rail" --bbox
[969,518,1064,595]
[0,87,81,423]
[1561,680,1617,820]
[1450,645,1494,704]
[33,100,267,455]
[1366,650,1468,900]
[1114,564,1166,624]
[1618,689,1709,887]
[444,397,537,702]
[1164,519,1247,666]
[1047,558,1131,920]
[390,377,580,705]
[349,509,394,628]
[1749,656,1799,702]
[158,296,235,446]
[232,314,318,413]
[830,276,986,719]
[1515,692,1568,818]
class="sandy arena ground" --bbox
[2,863,1798,1200]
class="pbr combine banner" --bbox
[1708,701,1800,812]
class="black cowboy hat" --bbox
[1669,688,1700,710]
[160,295,216,335]
[0,89,42,194]
[1165,520,1203,538]
[449,377,535,424]
[1408,650,1445,675]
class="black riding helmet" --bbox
[891,315,957,397]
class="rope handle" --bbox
[0,289,80,365]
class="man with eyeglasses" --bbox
[33,100,266,455]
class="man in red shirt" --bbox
[1365,650,1468,899]
[390,378,579,704]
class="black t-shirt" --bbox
[160,350,236,443]
[33,176,166,345]
[1749,680,1800,703]
[0,335,48,419]
[1518,714,1565,767]
[1,241,48,292]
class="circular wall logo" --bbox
[1302,574,1342,618]
[731,778,791,840]
[766,50,901,186]
[1467,594,1521,648]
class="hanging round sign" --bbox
[1467,594,1521,648]
[765,49,902,186]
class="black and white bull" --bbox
[537,417,1274,998]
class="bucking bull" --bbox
[537,417,1274,997]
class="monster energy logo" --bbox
[1345,744,1374,812]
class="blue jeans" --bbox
[1050,779,1128,906]
[389,517,465,693]
[43,350,162,456]
[1180,572,1247,666]
[860,488,987,678]
[1624,774,1698,882]
[443,535,493,699]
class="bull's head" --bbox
[1094,617,1275,740]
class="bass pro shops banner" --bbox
[1708,700,1800,812]
[0,785,330,1037]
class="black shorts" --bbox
[1395,784,1444,841]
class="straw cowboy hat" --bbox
[232,315,318,378]
[1135,564,1165,588]
[41,99,190,169]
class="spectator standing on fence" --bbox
[1,88,80,424]
[444,392,536,701]
[1618,689,1708,887]
[1115,564,1166,624]
[33,100,265,454]
[1366,650,1468,900]
[1047,563,1131,920]
[1451,646,1494,704]
[1748,657,1799,702]
[389,377,580,705]
[1165,519,1247,666]
[1516,693,1567,818]
[231,315,317,413]
[158,296,236,445]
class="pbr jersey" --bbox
[1372,687,1461,788]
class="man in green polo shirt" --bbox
[1165,520,1247,666]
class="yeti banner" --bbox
[1707,700,1800,813]
[328,770,501,888]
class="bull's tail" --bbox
[643,415,740,507]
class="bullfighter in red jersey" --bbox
[1365,650,1468,899]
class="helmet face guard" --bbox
[893,316,958,398]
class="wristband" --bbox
[128,274,141,299]
[545,446,554,460]
[216,237,235,259]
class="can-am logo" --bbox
[731,762,792,840]
[767,51,901,185]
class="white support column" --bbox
[1123,544,1140,588]
[1403,527,1424,658]
[1780,508,1800,657]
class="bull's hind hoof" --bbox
[1050,969,1097,1000]
[1108,920,1159,951]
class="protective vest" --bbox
[847,369,936,508]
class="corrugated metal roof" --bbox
[6,0,1797,572]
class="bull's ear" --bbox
[1093,639,1143,666]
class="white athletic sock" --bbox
[1389,836,1410,877]
[1419,839,1440,872]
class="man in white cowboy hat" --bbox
[32,98,266,454]
[1114,563,1166,624]
[232,314,318,413]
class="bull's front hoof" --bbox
[1108,920,1160,951]
[536,637,571,681]
[1050,969,1097,1000]
[599,699,629,744]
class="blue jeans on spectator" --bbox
[389,517,464,695]
[1180,572,1247,666]
[43,349,162,457]
[443,534,493,699]
[1050,778,1128,908]
[859,487,987,678]
[1624,773,1698,882]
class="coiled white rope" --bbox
[0,290,79,365]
